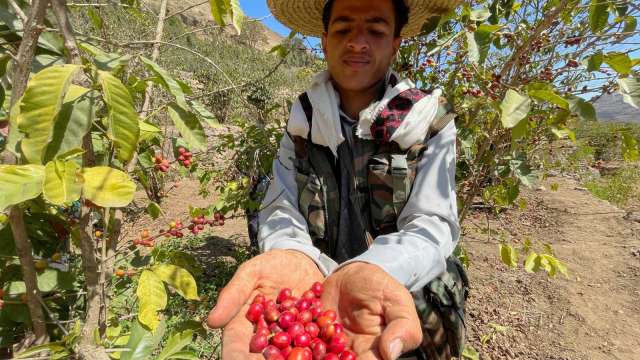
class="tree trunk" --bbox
[50,2,109,359]
[7,0,53,347]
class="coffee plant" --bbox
[0,0,638,358]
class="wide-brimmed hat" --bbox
[267,0,463,38]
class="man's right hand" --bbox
[206,249,324,359]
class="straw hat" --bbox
[267,0,463,38]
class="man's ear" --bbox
[392,36,402,56]
[321,32,328,57]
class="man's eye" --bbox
[335,28,350,35]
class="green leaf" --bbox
[164,351,199,360]
[42,160,83,206]
[15,342,66,359]
[16,64,81,164]
[499,243,518,268]
[209,0,230,27]
[98,70,140,162]
[617,77,640,108]
[585,50,603,72]
[43,85,97,163]
[588,0,609,33]
[81,167,136,208]
[461,346,480,360]
[156,330,194,360]
[78,41,131,72]
[622,131,639,162]
[146,202,162,219]
[604,52,632,75]
[524,252,538,273]
[567,96,596,122]
[229,0,245,34]
[190,101,219,128]
[167,104,207,151]
[151,264,199,301]
[136,270,167,331]
[500,89,531,128]
[120,320,166,360]
[0,164,45,212]
[465,25,499,65]
[470,7,491,21]
[139,121,162,142]
[36,268,61,293]
[526,82,569,109]
[140,57,190,109]
[551,127,577,143]
[86,7,104,29]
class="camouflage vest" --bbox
[288,85,455,261]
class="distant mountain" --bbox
[143,0,283,51]
[593,93,640,123]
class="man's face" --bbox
[321,0,402,93]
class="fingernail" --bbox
[389,338,403,359]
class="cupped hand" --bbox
[321,262,422,360]
[206,249,324,359]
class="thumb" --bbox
[206,264,257,329]
[378,317,423,360]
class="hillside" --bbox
[594,93,640,123]
[143,0,283,51]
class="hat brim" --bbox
[267,0,463,38]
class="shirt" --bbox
[257,99,460,293]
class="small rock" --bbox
[536,186,546,191]
[623,212,640,223]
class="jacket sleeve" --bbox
[258,111,340,276]
[339,121,460,292]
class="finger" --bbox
[220,306,262,360]
[207,263,258,329]
[378,317,423,360]
[378,288,422,360]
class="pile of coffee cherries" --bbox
[177,147,193,168]
[246,283,357,360]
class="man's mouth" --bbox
[343,56,371,68]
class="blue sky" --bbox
[241,2,322,48]
[241,2,290,37]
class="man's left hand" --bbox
[321,262,423,360]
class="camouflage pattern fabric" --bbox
[288,89,468,359]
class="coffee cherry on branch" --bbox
[177,147,194,168]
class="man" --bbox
[207,0,468,359]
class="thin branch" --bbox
[8,0,28,24]
[36,296,69,336]
[165,0,208,20]
[7,0,52,347]
[126,40,236,87]
[140,0,168,118]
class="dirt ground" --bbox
[124,173,640,360]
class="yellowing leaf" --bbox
[499,243,518,268]
[151,264,199,301]
[500,89,531,128]
[0,164,45,211]
[43,160,83,205]
[98,71,140,162]
[136,270,167,331]
[81,167,135,208]
[17,65,81,164]
[523,252,538,273]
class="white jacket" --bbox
[257,71,460,292]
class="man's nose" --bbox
[346,28,369,52]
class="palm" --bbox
[321,263,422,360]
[207,249,324,359]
